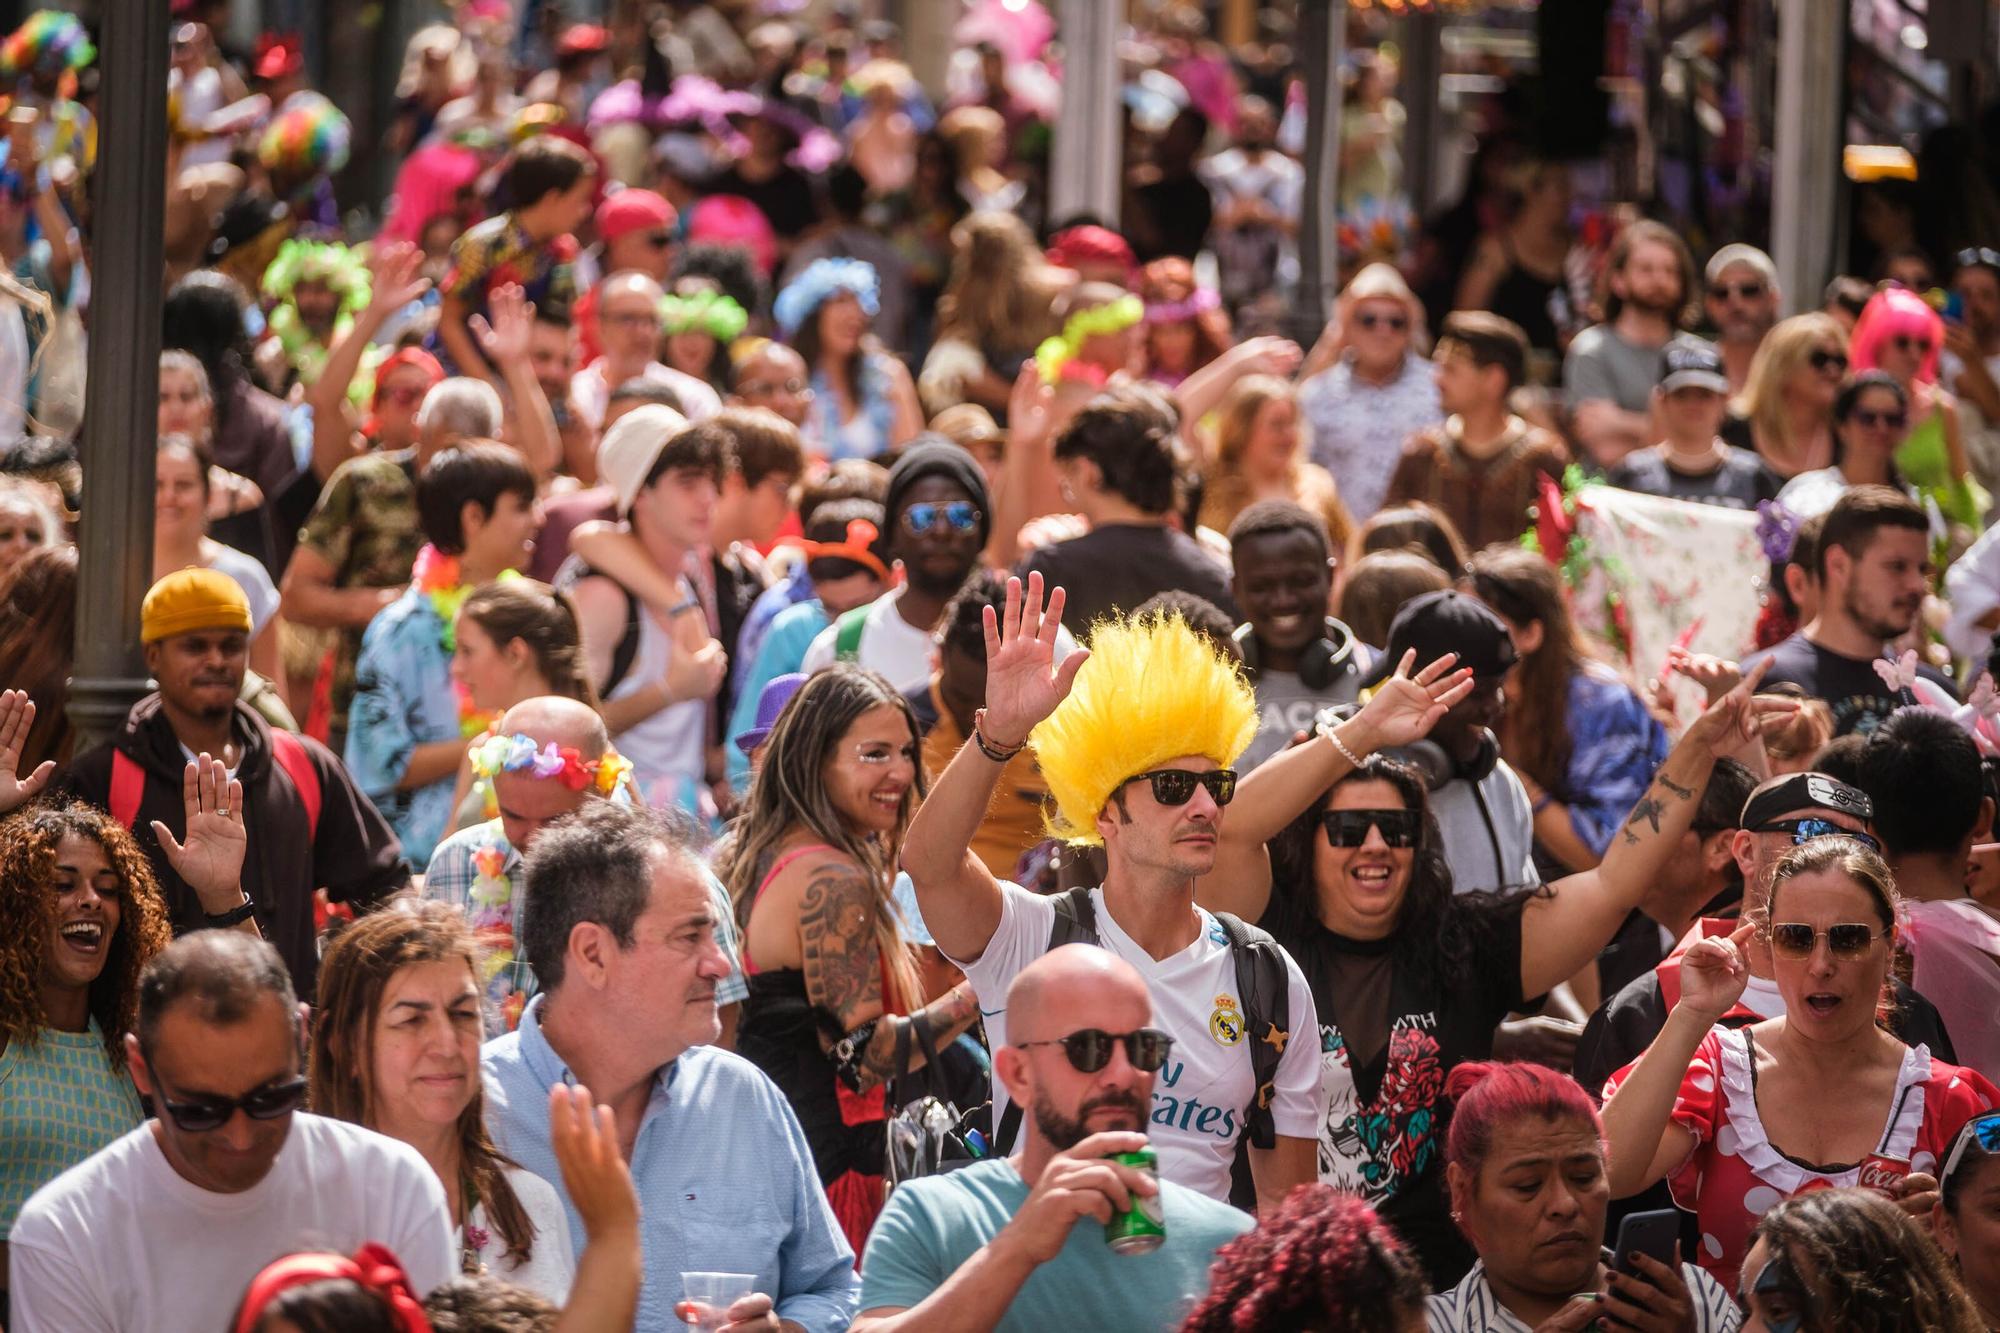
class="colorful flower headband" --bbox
[1144,288,1219,324]
[661,290,749,342]
[1036,294,1144,385]
[470,732,635,796]
[773,258,880,338]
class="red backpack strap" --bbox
[109,750,145,829]
[267,729,323,838]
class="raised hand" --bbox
[1674,920,1754,1023]
[471,282,535,368]
[1239,334,1303,378]
[365,240,432,316]
[0,688,54,815]
[152,755,248,911]
[1681,657,1796,754]
[980,573,1089,749]
[1007,361,1055,452]
[1345,650,1474,753]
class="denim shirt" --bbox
[482,997,860,1331]
[344,582,460,864]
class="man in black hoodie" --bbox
[61,569,408,999]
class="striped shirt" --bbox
[1426,1255,1742,1332]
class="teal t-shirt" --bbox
[859,1158,1252,1331]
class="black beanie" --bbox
[878,436,993,559]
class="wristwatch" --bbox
[203,893,257,927]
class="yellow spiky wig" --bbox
[1030,612,1257,845]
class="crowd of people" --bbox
[7,1,2000,1330]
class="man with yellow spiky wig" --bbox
[906,572,1472,1218]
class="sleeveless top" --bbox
[1488,234,1567,354]
[0,1019,144,1237]
[809,353,899,461]
[604,602,707,816]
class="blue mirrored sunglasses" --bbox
[901,501,981,535]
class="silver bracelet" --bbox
[1321,722,1365,769]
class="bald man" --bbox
[854,946,1252,1332]
[420,695,746,1036]
[570,270,722,434]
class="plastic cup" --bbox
[680,1272,757,1330]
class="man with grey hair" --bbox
[1703,243,1781,395]
[482,801,858,1331]
[570,270,721,435]
[9,933,453,1332]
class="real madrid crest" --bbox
[1209,994,1242,1045]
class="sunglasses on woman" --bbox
[1750,818,1881,854]
[900,501,981,535]
[1850,409,1907,430]
[1941,1112,2000,1187]
[1355,312,1409,332]
[150,1073,310,1133]
[1765,922,1886,960]
[1322,808,1421,848]
[1121,768,1237,807]
[1014,1027,1175,1073]
[1808,348,1849,374]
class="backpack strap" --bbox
[267,729,323,838]
[109,750,145,829]
[1213,910,1292,1151]
[604,581,644,696]
[993,887,1106,1154]
[833,604,870,662]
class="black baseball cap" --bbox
[1368,589,1518,686]
[1659,338,1729,394]
[1739,771,1875,830]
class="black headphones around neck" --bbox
[1233,618,1364,693]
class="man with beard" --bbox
[1742,485,1956,736]
[59,570,408,1000]
[1563,220,1697,468]
[800,439,999,693]
[1702,244,1781,395]
[853,946,1254,1333]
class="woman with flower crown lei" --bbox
[776,257,923,461]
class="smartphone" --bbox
[1944,291,1967,327]
[1610,1208,1681,1278]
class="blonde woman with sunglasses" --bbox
[1602,838,2000,1295]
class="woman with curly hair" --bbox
[1742,1187,1986,1332]
[1138,257,1231,390]
[918,212,1061,417]
[309,902,574,1296]
[0,692,173,1306]
[1196,374,1354,547]
[1178,1185,1428,1332]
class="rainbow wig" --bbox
[0,11,93,82]
[1850,285,1943,386]
[257,94,351,181]
[1031,611,1256,845]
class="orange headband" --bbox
[784,517,890,582]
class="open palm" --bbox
[980,573,1089,748]
[0,688,54,816]
[153,755,247,902]
[1351,651,1474,750]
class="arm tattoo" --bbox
[798,865,886,1040]
[1622,795,1668,846]
[1657,773,1696,801]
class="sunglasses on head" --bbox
[1765,921,1885,960]
[150,1073,309,1133]
[1941,1112,2000,1186]
[1121,768,1237,807]
[1957,247,2000,273]
[1808,348,1850,374]
[1014,1027,1175,1074]
[1752,818,1880,853]
[1356,312,1409,332]
[899,500,981,535]
[1710,280,1766,301]
[1890,335,1935,355]
[1322,808,1421,848]
[1850,408,1907,430]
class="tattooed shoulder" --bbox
[798,862,886,1024]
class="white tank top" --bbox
[606,601,707,814]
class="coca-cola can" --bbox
[1857,1153,1911,1198]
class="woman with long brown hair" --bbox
[1198,373,1354,547]
[717,664,980,1251]
[0,692,174,1308]
[310,901,574,1297]
[918,211,1060,417]
[1465,546,1667,877]
[0,544,76,772]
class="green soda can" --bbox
[1105,1148,1165,1254]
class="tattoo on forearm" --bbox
[1622,796,1668,846]
[1657,774,1695,801]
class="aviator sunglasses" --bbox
[1322,808,1422,849]
[1121,769,1237,807]
[1764,922,1886,961]
[1014,1027,1175,1073]
[900,501,981,535]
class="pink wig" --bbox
[1850,286,1944,385]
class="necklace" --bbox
[412,544,508,739]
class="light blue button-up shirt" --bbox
[482,996,859,1331]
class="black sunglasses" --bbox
[1014,1027,1175,1074]
[1890,335,1935,355]
[1709,280,1766,301]
[1356,311,1409,332]
[1322,808,1421,848]
[644,231,674,248]
[1766,922,1886,960]
[1751,818,1880,854]
[1122,769,1237,807]
[150,1073,309,1133]
[1850,409,1907,430]
[1809,348,1849,374]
